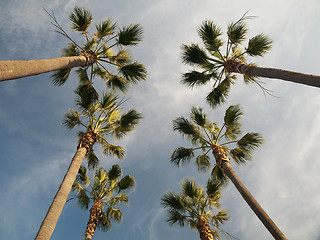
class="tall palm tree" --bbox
[70,164,135,240]
[181,12,320,108]
[161,178,234,240]
[35,84,142,240]
[0,6,147,89]
[171,105,287,240]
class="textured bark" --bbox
[35,131,98,240]
[212,145,288,240]
[224,59,320,88]
[0,51,97,82]
[197,216,214,240]
[85,200,103,240]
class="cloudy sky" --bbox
[1,0,320,239]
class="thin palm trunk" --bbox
[0,56,86,82]
[35,146,88,240]
[212,145,287,240]
[35,130,97,240]
[225,59,320,88]
[85,200,102,240]
[197,216,214,240]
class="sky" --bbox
[0,0,320,239]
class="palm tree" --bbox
[70,164,135,240]
[35,84,142,240]
[181,12,320,108]
[171,105,287,240]
[161,178,234,240]
[0,6,147,90]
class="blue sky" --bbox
[1,0,320,239]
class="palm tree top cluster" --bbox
[0,6,319,240]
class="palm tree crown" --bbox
[181,12,273,108]
[63,83,142,168]
[171,105,263,183]
[48,6,147,91]
[71,164,135,238]
[161,178,235,240]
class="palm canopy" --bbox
[161,178,232,239]
[63,83,142,169]
[181,12,272,108]
[47,6,147,91]
[171,105,263,184]
[71,164,135,231]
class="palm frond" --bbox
[213,210,230,226]
[105,74,129,92]
[114,109,142,138]
[95,18,117,38]
[230,147,251,164]
[75,165,90,186]
[83,37,97,51]
[173,117,202,144]
[98,212,112,232]
[77,189,91,209]
[161,191,185,210]
[108,164,122,181]
[102,143,125,160]
[246,33,272,57]
[95,167,107,183]
[181,70,212,88]
[117,24,143,46]
[237,132,264,151]
[206,177,222,199]
[110,194,129,206]
[198,20,223,53]
[61,43,79,56]
[171,147,194,166]
[117,175,135,193]
[107,208,123,224]
[62,109,81,130]
[119,62,147,84]
[51,68,72,86]
[195,154,211,172]
[227,20,248,45]
[69,6,92,34]
[206,76,234,108]
[166,209,187,227]
[211,165,228,185]
[181,44,209,66]
[86,149,99,169]
[75,82,99,111]
[190,107,208,127]
[75,68,90,84]
[100,92,119,110]
[181,178,202,200]
[224,104,243,140]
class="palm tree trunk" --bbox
[85,200,103,240]
[224,59,320,88]
[35,146,88,240]
[197,216,214,240]
[212,145,287,240]
[0,56,86,82]
[35,130,97,240]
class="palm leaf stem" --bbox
[215,123,226,143]
[89,65,94,82]
[96,35,118,53]
[212,70,224,89]
[203,128,214,145]
[219,140,238,146]
[200,199,208,216]
[208,58,224,65]
[44,9,83,51]
[96,61,112,76]
[98,58,120,67]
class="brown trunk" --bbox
[35,130,97,240]
[85,200,103,240]
[0,51,97,82]
[224,59,320,88]
[212,145,287,240]
[197,216,214,240]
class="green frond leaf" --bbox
[108,49,130,65]
[227,20,248,44]
[181,70,212,88]
[95,167,107,183]
[100,92,119,110]
[181,178,203,199]
[117,23,143,46]
[237,132,264,151]
[62,109,81,130]
[86,149,99,169]
[206,177,222,200]
[108,208,123,224]
[61,43,79,56]
[51,68,72,86]
[75,82,99,111]
[230,147,251,164]
[69,6,92,34]
[171,147,194,166]
[206,76,234,108]
[103,143,125,160]
[246,33,272,57]
[108,164,122,180]
[119,62,147,84]
[211,165,228,185]
[114,109,142,138]
[75,68,90,84]
[106,74,129,92]
[181,44,209,66]
[213,210,230,226]
[173,117,202,144]
[77,189,90,209]
[95,18,117,38]
[118,175,135,193]
[190,107,207,127]
[198,20,223,53]
[161,191,185,210]
[195,154,211,172]
[83,37,97,51]
[166,209,187,227]
[75,165,90,186]
[98,212,111,232]
[224,104,243,140]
